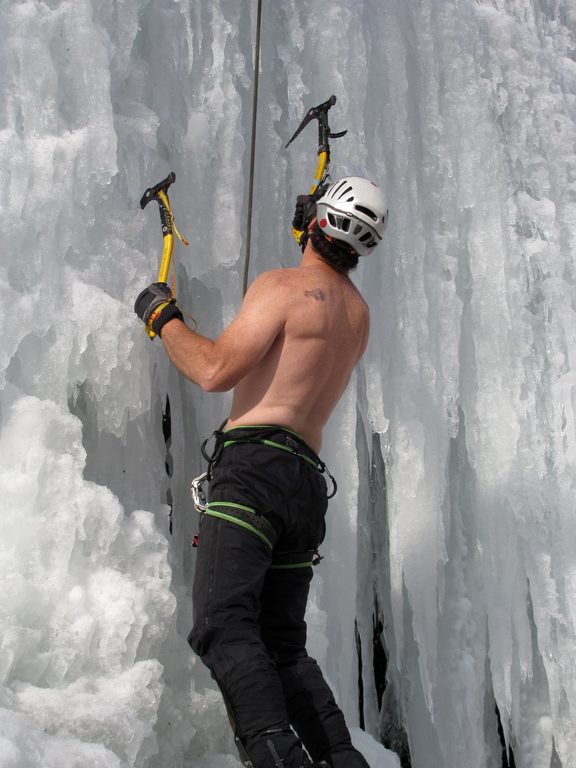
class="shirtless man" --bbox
[135,177,388,768]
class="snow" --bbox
[1,0,576,767]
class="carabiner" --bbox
[191,471,208,513]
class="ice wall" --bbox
[1,0,576,767]
[353,2,576,768]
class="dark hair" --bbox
[309,223,359,273]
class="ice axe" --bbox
[286,95,347,245]
[140,171,189,338]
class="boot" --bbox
[326,751,370,768]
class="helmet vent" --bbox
[355,204,378,221]
[331,180,349,198]
[328,212,352,232]
[336,185,353,200]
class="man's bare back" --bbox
[159,244,369,454]
[227,258,369,452]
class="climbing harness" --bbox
[139,171,189,338]
[191,423,337,509]
[190,424,335,567]
[285,95,348,249]
[197,423,337,496]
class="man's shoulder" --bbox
[253,267,298,284]
[242,269,297,313]
[248,267,299,295]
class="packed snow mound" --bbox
[0,397,175,765]
[0,708,124,768]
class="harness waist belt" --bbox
[222,425,322,468]
[200,422,337,498]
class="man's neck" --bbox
[299,242,350,277]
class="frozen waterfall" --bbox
[2,1,576,767]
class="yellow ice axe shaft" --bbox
[290,149,328,243]
[140,172,177,338]
[310,150,329,196]
[155,188,174,285]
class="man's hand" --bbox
[292,194,313,232]
[134,282,183,337]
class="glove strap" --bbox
[148,301,171,328]
[149,301,184,337]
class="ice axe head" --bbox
[140,171,176,210]
[285,95,347,154]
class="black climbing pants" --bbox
[189,426,369,768]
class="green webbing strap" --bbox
[203,503,319,569]
[222,435,338,498]
[224,423,306,439]
[223,438,320,471]
[202,424,337,499]
[269,549,318,570]
[205,501,275,550]
[269,560,314,570]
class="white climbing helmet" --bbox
[316,176,388,257]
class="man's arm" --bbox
[159,270,288,392]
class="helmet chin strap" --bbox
[299,195,344,253]
[300,220,331,253]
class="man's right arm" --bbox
[158,270,289,392]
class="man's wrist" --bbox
[153,303,184,336]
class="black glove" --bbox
[134,282,183,337]
[292,194,313,232]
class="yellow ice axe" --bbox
[140,171,188,338]
[285,95,347,245]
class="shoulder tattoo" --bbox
[305,288,326,302]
